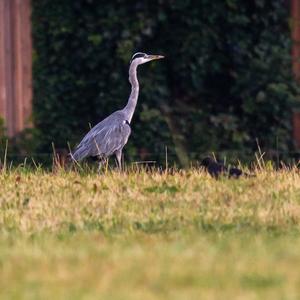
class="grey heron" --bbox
[71,52,164,169]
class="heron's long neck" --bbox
[123,62,139,123]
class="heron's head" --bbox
[130,52,164,65]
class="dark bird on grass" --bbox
[200,157,253,179]
[71,52,164,170]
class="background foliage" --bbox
[32,0,298,166]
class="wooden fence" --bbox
[0,0,32,137]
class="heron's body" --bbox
[72,110,131,162]
[71,52,164,169]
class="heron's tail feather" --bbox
[70,146,89,162]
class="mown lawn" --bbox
[0,168,300,299]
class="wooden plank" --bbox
[292,0,300,41]
[5,0,14,137]
[13,0,24,133]
[0,0,7,122]
[0,0,32,137]
[22,0,32,128]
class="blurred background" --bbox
[0,0,300,166]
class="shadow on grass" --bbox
[54,218,300,237]
[241,273,284,289]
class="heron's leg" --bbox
[97,159,103,173]
[115,149,122,171]
[97,157,107,173]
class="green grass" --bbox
[0,168,300,299]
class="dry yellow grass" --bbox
[0,168,300,299]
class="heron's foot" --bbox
[97,158,108,174]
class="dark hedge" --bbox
[32,0,298,166]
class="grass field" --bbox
[0,166,300,299]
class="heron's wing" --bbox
[96,122,131,156]
[77,112,118,147]
[72,113,131,161]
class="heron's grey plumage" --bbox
[71,52,164,169]
[71,111,131,161]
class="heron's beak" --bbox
[148,55,165,60]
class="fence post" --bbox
[0,0,32,137]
